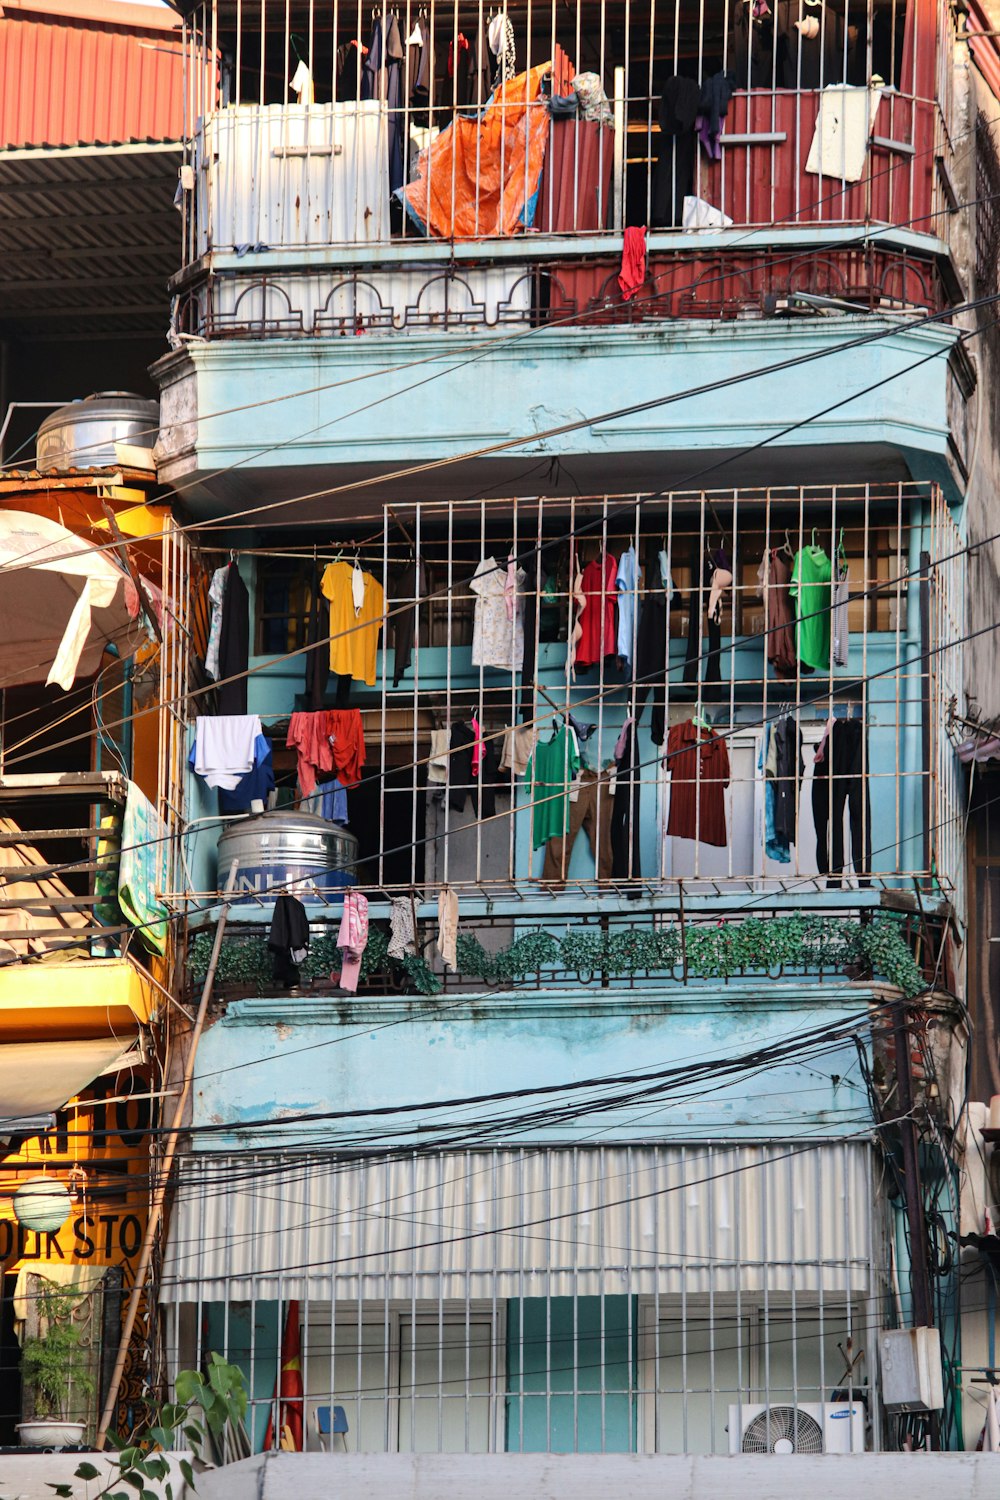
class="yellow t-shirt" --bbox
[321,560,385,685]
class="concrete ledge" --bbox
[189,1451,1000,1500]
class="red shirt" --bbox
[576,555,618,668]
[665,720,730,847]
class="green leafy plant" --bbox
[21,1280,96,1421]
[43,1353,248,1500]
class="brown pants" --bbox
[542,769,614,887]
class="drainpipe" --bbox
[893,999,933,1332]
[919,549,932,888]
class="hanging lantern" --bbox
[13,1177,72,1233]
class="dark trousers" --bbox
[611,723,642,888]
[812,719,871,887]
[683,557,722,698]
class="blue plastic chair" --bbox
[314,1405,349,1451]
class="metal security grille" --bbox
[175,481,963,907]
[159,1141,881,1455]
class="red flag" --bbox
[263,1300,304,1451]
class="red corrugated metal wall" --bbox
[0,5,184,147]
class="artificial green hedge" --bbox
[189,913,923,999]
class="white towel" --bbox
[427,728,450,785]
[195,714,262,789]
[806,83,884,183]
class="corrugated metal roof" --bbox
[0,142,181,338]
[0,3,183,149]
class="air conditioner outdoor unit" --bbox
[727,1401,866,1455]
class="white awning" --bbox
[0,1035,140,1140]
[161,1142,873,1303]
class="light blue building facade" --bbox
[158,0,973,1461]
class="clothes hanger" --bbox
[782,529,794,559]
[692,708,711,731]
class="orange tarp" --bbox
[403,64,551,239]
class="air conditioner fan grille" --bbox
[740,1405,824,1454]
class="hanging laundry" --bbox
[567,552,586,680]
[403,64,549,238]
[504,553,519,621]
[286,709,366,797]
[321,559,385,686]
[542,767,614,888]
[204,564,228,680]
[335,890,369,992]
[758,547,799,680]
[362,11,405,193]
[576,553,618,670]
[790,538,833,671]
[447,721,500,816]
[217,735,275,814]
[683,546,730,695]
[832,541,850,667]
[487,11,516,89]
[388,895,418,960]
[611,718,642,885]
[500,724,538,777]
[652,75,701,228]
[471,555,525,671]
[304,561,331,710]
[290,58,314,103]
[695,69,736,159]
[470,715,484,776]
[615,545,643,668]
[812,717,870,886]
[437,886,458,972]
[760,718,803,863]
[772,715,803,849]
[618,226,647,301]
[525,724,581,849]
[635,583,669,747]
[664,719,730,847]
[268,894,310,988]
[390,556,427,686]
[193,714,262,789]
[301,777,349,823]
[427,727,451,785]
[217,561,250,714]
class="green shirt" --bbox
[525,726,581,849]
[789,544,832,671]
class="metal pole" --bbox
[893,998,933,1331]
[94,859,240,1449]
[918,548,932,887]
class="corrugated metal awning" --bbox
[0,141,182,340]
[162,1143,874,1303]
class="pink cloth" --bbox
[504,555,518,621]
[471,715,483,777]
[335,890,369,992]
[618,225,647,301]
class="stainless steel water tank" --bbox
[36,392,159,472]
[217,809,358,904]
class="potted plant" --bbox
[17,1278,95,1448]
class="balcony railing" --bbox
[176,0,947,290]
[175,482,965,910]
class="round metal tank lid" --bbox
[36,391,160,473]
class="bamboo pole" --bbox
[94,860,239,1449]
